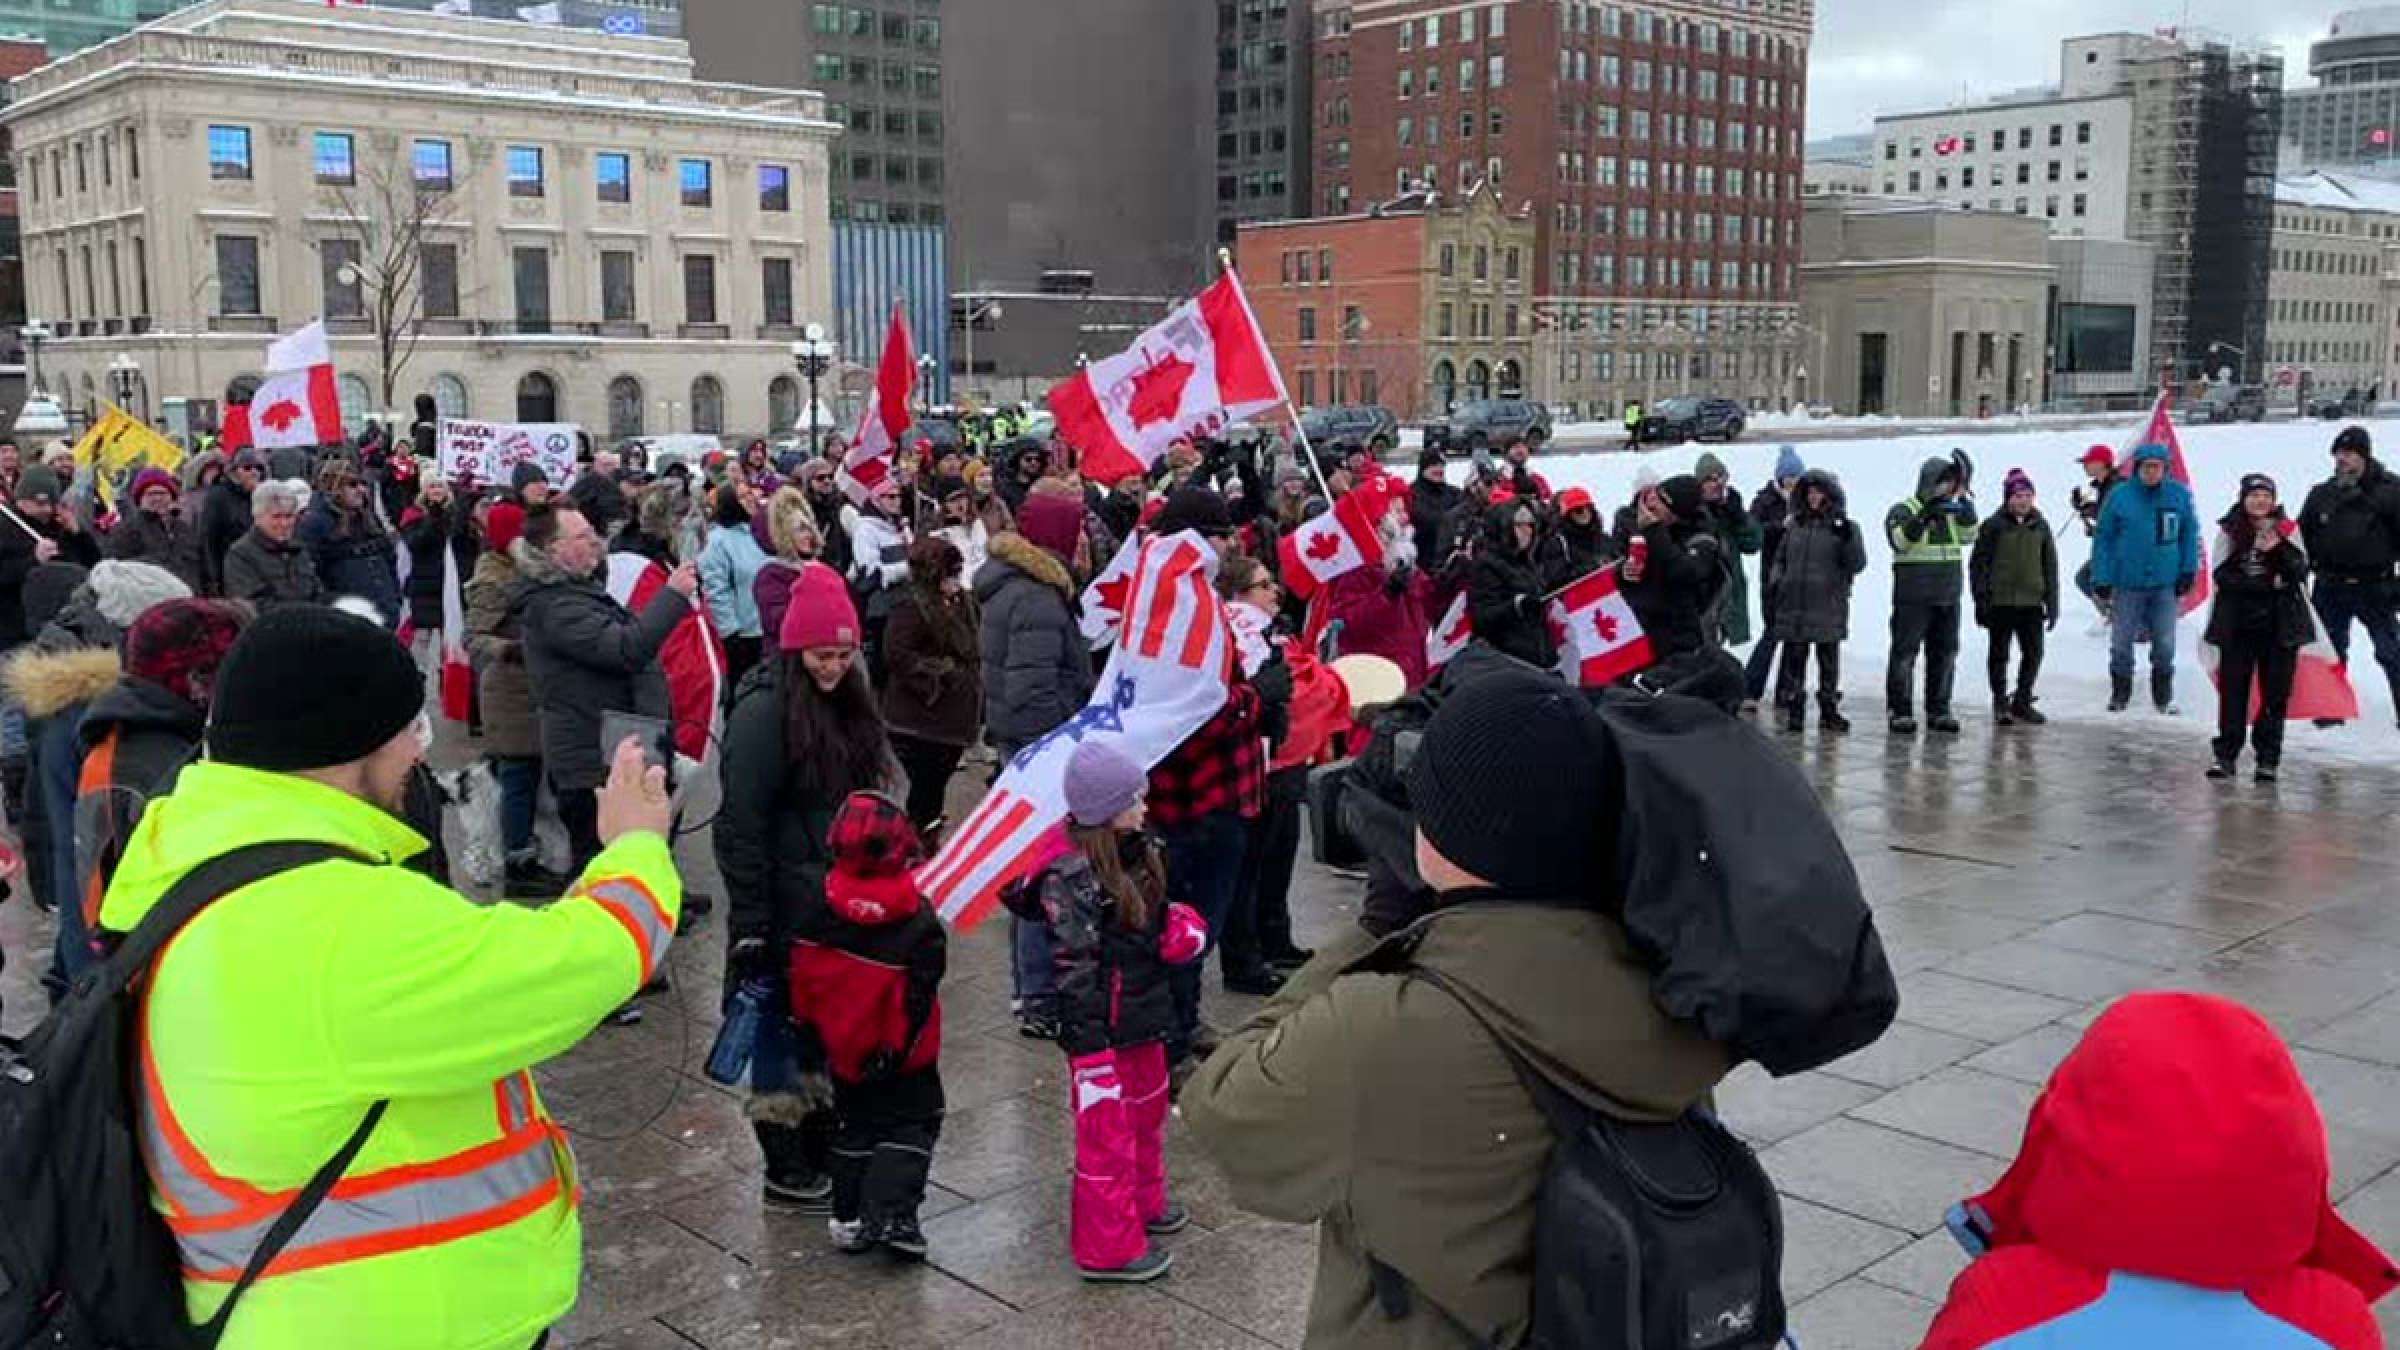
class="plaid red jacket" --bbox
[1145,682,1266,826]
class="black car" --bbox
[2192,384,2267,424]
[1423,398,1554,454]
[1298,404,1400,456]
[1632,396,1747,445]
[2306,387,2375,420]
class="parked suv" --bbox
[1423,398,1553,454]
[1631,396,1747,446]
[1298,404,1400,456]
[2192,383,2267,424]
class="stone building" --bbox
[2265,170,2400,401]
[4,0,835,442]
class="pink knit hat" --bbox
[778,561,860,652]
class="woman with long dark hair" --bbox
[714,560,897,1212]
[699,483,772,687]
[881,536,982,832]
[2204,474,2316,783]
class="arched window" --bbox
[1495,359,1524,397]
[336,373,372,436]
[1465,359,1491,401]
[768,375,800,435]
[608,375,645,440]
[690,375,724,435]
[429,373,469,420]
[1431,359,1457,412]
[516,370,559,423]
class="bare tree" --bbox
[317,150,459,410]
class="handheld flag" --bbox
[2117,391,2209,618]
[1079,529,1143,649]
[842,302,916,505]
[607,553,726,761]
[1047,272,1284,486]
[248,321,344,451]
[1278,480,1392,601]
[1426,591,1473,670]
[2198,520,2359,724]
[1546,566,1653,688]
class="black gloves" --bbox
[2174,574,2195,597]
[2045,608,2060,632]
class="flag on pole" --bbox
[2116,390,2210,618]
[1278,479,1396,600]
[607,552,727,762]
[2199,520,2359,724]
[1047,272,1284,486]
[919,531,1234,930]
[248,320,344,451]
[1426,591,1473,669]
[1546,566,1654,688]
[842,302,916,505]
[1079,528,1144,649]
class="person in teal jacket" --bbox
[698,485,772,687]
[2090,443,2200,713]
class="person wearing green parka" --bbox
[1968,468,2060,726]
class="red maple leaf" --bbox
[1305,530,1343,563]
[1441,611,1471,644]
[259,399,303,433]
[1094,573,1132,617]
[1595,612,1620,643]
[1127,354,1197,430]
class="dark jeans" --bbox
[2214,635,2298,768]
[1985,606,2046,699]
[1886,602,1960,717]
[1774,641,1842,706]
[890,733,966,832]
[829,1068,944,1229]
[1233,767,1309,964]
[2311,578,2400,707]
[1159,811,1250,1060]
[493,755,541,858]
[555,784,600,875]
[1743,637,1781,702]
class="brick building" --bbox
[0,36,50,364]
[1238,184,1536,420]
[1313,0,1813,417]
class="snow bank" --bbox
[1527,415,2400,768]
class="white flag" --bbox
[516,1,561,23]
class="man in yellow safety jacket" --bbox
[97,604,685,1350]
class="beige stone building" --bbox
[1800,195,2053,418]
[2266,171,2400,401]
[3,0,837,443]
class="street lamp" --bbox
[19,320,51,398]
[791,324,836,458]
[107,352,140,416]
[916,351,938,413]
[958,299,1002,405]
[2206,340,2248,385]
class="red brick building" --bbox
[0,37,50,359]
[1312,0,1813,416]
[1238,184,1535,420]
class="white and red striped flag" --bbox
[1278,480,1395,600]
[607,552,727,763]
[920,530,1234,930]
[842,302,916,505]
[396,527,475,720]
[1048,272,1285,486]
[248,321,345,451]
[1426,591,1473,669]
[2116,390,2211,618]
[1546,566,1654,688]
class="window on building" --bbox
[2048,123,2062,146]
[1342,304,1363,341]
[596,151,631,203]
[207,125,251,180]
[1298,306,1318,342]
[599,250,636,323]
[215,235,260,315]
[319,238,363,319]
[513,247,551,331]
[313,132,354,186]
[762,256,794,325]
[683,254,717,324]
[404,240,455,320]
[413,139,453,192]
[507,145,544,198]
[680,158,713,207]
[1318,247,1333,282]
[1489,55,1505,87]
[758,163,791,213]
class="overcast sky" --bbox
[1805,0,2337,140]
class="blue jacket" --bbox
[2090,446,2199,592]
[699,522,770,639]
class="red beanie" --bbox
[486,501,527,556]
[779,561,861,652]
[1016,482,1086,563]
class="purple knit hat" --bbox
[2003,468,2035,500]
[1063,740,1145,827]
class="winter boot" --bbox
[2152,671,2178,716]
[1779,699,1806,734]
[1888,710,1918,735]
[2010,692,2046,726]
[2255,763,2280,784]
[1818,693,1852,734]
[2207,754,2236,780]
[2108,673,2133,712]
[1993,696,2015,727]
[504,853,570,899]
[828,1218,873,1253]
[879,1216,929,1262]
[1927,711,1962,734]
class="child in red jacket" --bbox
[790,790,947,1261]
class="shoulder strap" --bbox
[104,840,355,983]
[1408,964,1588,1143]
[196,1099,386,1346]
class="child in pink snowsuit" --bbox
[1009,740,1206,1282]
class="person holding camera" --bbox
[1884,456,1979,734]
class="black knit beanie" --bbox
[1407,665,1618,899]
[208,605,424,771]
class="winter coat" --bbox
[1185,899,1733,1350]
[397,499,458,632]
[2090,449,2200,593]
[73,672,206,929]
[1968,509,2060,618]
[298,499,402,624]
[847,508,913,627]
[1922,992,2398,1350]
[1323,564,1431,689]
[1767,474,1869,644]
[1749,481,1792,590]
[973,531,1091,754]
[881,583,984,748]
[1009,836,1178,1058]
[0,518,99,647]
[1466,504,1554,668]
[3,641,119,920]
[712,667,841,951]
[1409,476,1465,563]
[1620,518,1725,662]
[2205,513,2317,650]
[1695,491,1762,645]
[698,522,771,639]
[755,558,806,652]
[2297,458,2400,584]
[219,528,325,611]
[104,508,202,591]
[1886,456,1979,607]
[196,477,253,596]
[463,549,540,759]
[511,540,689,791]
[788,868,946,1085]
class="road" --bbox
[1539,410,2330,454]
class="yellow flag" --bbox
[73,405,185,511]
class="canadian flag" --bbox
[1426,591,1473,669]
[843,302,916,505]
[1546,566,1654,688]
[2115,391,2210,618]
[1079,528,1144,649]
[2199,521,2360,724]
[1048,272,1285,485]
[394,522,473,720]
[1278,481,1393,601]
[248,321,345,451]
[607,552,727,762]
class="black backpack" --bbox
[1387,966,1786,1350]
[0,842,386,1350]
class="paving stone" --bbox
[1787,1277,1939,1350]
[1886,971,2079,1044]
[1857,1230,1972,1304]
[1817,1020,1987,1090]
[2302,991,2400,1068]
[2339,1166,2400,1254]
[1159,1219,1320,1350]
[944,1287,1280,1350]
[1713,1063,1885,1147]
[1848,1066,2041,1159]
[2086,887,2309,940]
[1957,1023,2084,1086]
[1777,1197,1914,1302]
[655,1259,1013,1349]
[557,1209,752,1344]
[2022,911,2240,968]
[1760,1119,2002,1235]
[926,1092,1076,1201]
[1941,938,2166,1005]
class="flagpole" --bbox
[1217,246,1336,504]
[1540,557,1626,603]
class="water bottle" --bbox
[704,976,772,1086]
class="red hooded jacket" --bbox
[788,795,947,1083]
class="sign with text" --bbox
[436,419,579,486]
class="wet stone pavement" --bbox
[7,702,2400,1348]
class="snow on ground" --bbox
[1524,416,2400,770]
[1547,408,2144,442]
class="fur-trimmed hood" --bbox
[979,529,1075,600]
[508,536,593,589]
[2,643,122,717]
